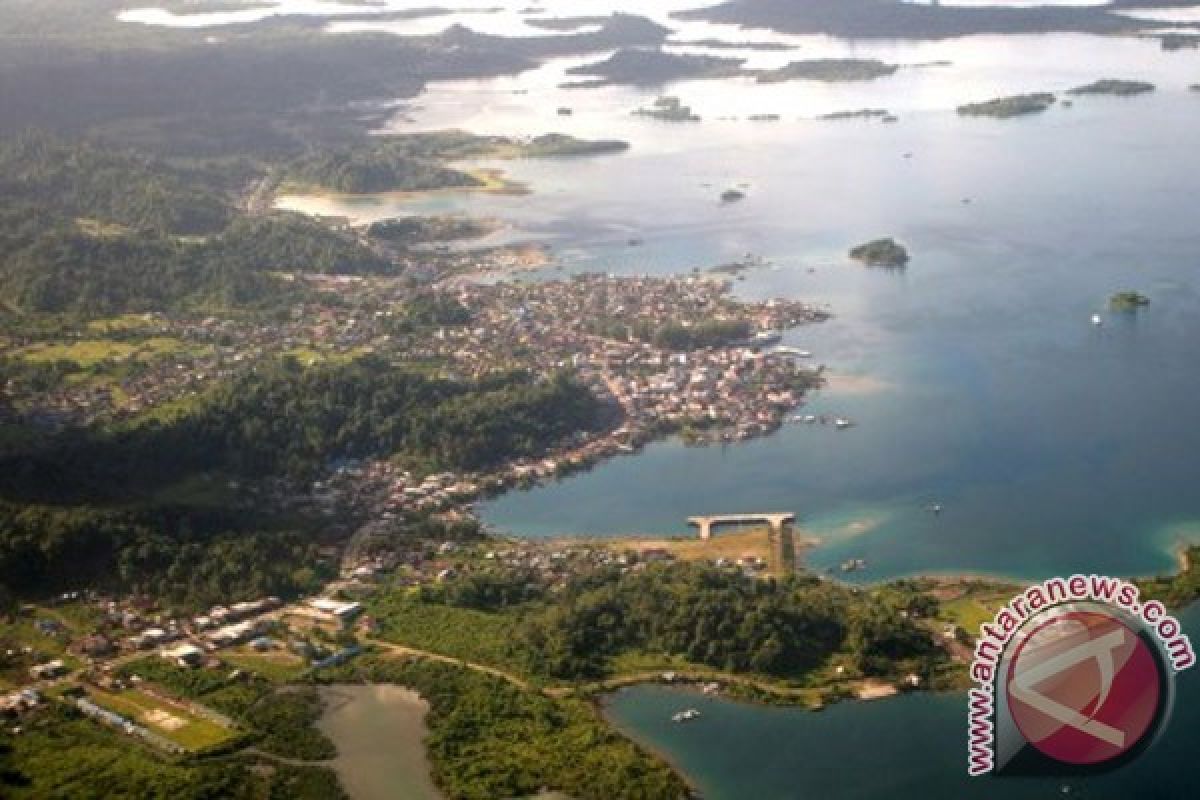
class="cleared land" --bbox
[85,686,238,751]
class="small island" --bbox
[755,58,898,84]
[1109,290,1150,311]
[1067,79,1155,97]
[849,238,910,268]
[957,92,1057,119]
[632,96,701,122]
[666,37,794,51]
[520,133,629,157]
[720,188,746,203]
[1158,33,1200,51]
[819,108,892,121]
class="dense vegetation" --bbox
[120,358,606,481]
[755,58,898,83]
[0,134,393,313]
[566,47,744,86]
[1067,79,1155,96]
[0,502,333,608]
[318,655,689,800]
[520,133,630,157]
[1109,290,1151,311]
[957,92,1057,118]
[650,319,753,350]
[367,215,496,244]
[0,134,232,235]
[517,563,938,681]
[286,131,629,193]
[678,0,1144,39]
[849,237,910,267]
[286,145,483,194]
[2,357,609,496]
[0,705,344,799]
[1136,546,1200,608]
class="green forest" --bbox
[0,135,396,313]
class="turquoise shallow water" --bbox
[603,606,1200,800]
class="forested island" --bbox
[849,238,910,267]
[633,96,702,122]
[957,92,1057,118]
[1067,79,1156,96]
[819,109,893,121]
[1109,290,1151,311]
[754,58,898,83]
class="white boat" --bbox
[803,415,818,424]
[1091,314,1103,326]
[672,709,701,723]
[834,418,853,429]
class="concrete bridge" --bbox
[687,513,796,541]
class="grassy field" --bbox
[586,528,780,570]
[18,339,139,366]
[937,588,1014,635]
[366,591,529,675]
[85,686,238,752]
[85,314,158,334]
[16,336,203,367]
[221,648,310,683]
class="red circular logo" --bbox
[1005,610,1163,766]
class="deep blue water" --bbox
[474,87,1200,581]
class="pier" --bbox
[687,513,795,541]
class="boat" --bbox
[750,330,783,347]
[803,415,817,424]
[834,418,853,429]
[1091,314,1103,326]
[671,709,701,723]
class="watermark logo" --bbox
[967,575,1194,777]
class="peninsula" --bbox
[565,47,744,87]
